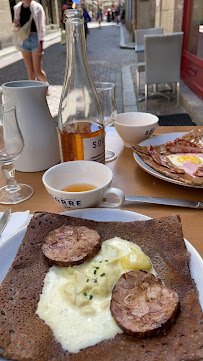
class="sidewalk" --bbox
[120,24,203,125]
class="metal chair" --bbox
[144,32,183,110]
[134,27,163,93]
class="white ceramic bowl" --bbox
[114,112,158,148]
[42,161,124,210]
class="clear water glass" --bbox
[95,82,117,162]
[0,104,33,204]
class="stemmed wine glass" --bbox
[0,104,34,204]
[95,82,117,163]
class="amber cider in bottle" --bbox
[58,10,105,163]
[59,123,105,163]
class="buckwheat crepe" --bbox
[0,212,202,361]
[133,128,203,186]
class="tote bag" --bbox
[17,14,33,41]
[12,15,32,50]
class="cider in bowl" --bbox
[42,161,125,210]
[62,183,97,192]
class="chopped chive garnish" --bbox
[99,261,102,263]
[100,272,105,277]
[94,278,97,283]
[83,292,87,296]
[89,295,93,300]
[105,260,108,262]
[93,269,97,274]
[86,279,89,282]
[95,266,99,269]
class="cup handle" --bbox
[98,187,125,208]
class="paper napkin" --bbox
[0,210,31,244]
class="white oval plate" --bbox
[133,132,203,188]
[0,208,202,361]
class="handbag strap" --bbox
[28,13,33,24]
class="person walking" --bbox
[61,0,73,30]
[13,0,47,83]
[88,10,92,21]
[60,0,73,45]
[107,11,111,22]
[81,4,91,38]
[97,8,103,28]
[115,7,120,24]
[121,8,125,24]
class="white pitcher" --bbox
[2,80,60,172]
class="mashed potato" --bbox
[36,237,156,353]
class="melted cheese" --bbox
[36,237,155,353]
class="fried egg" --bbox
[36,237,155,353]
[167,154,203,177]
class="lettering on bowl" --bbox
[145,127,155,136]
[52,195,82,208]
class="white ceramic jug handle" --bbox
[98,187,125,208]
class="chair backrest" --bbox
[135,27,163,62]
[135,27,163,47]
[144,32,184,85]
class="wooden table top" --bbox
[0,125,203,257]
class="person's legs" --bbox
[32,50,47,83]
[21,49,36,80]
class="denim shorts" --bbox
[19,33,38,51]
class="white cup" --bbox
[42,161,125,210]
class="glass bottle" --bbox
[58,9,105,163]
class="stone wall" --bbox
[125,0,156,37]
[41,0,60,27]
[136,0,156,29]
[125,0,132,33]
[0,0,13,48]
[155,0,184,33]
[124,0,185,38]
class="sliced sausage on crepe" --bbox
[0,212,202,361]
[110,270,180,337]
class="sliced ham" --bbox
[193,165,203,177]
[147,145,185,174]
[165,138,203,153]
